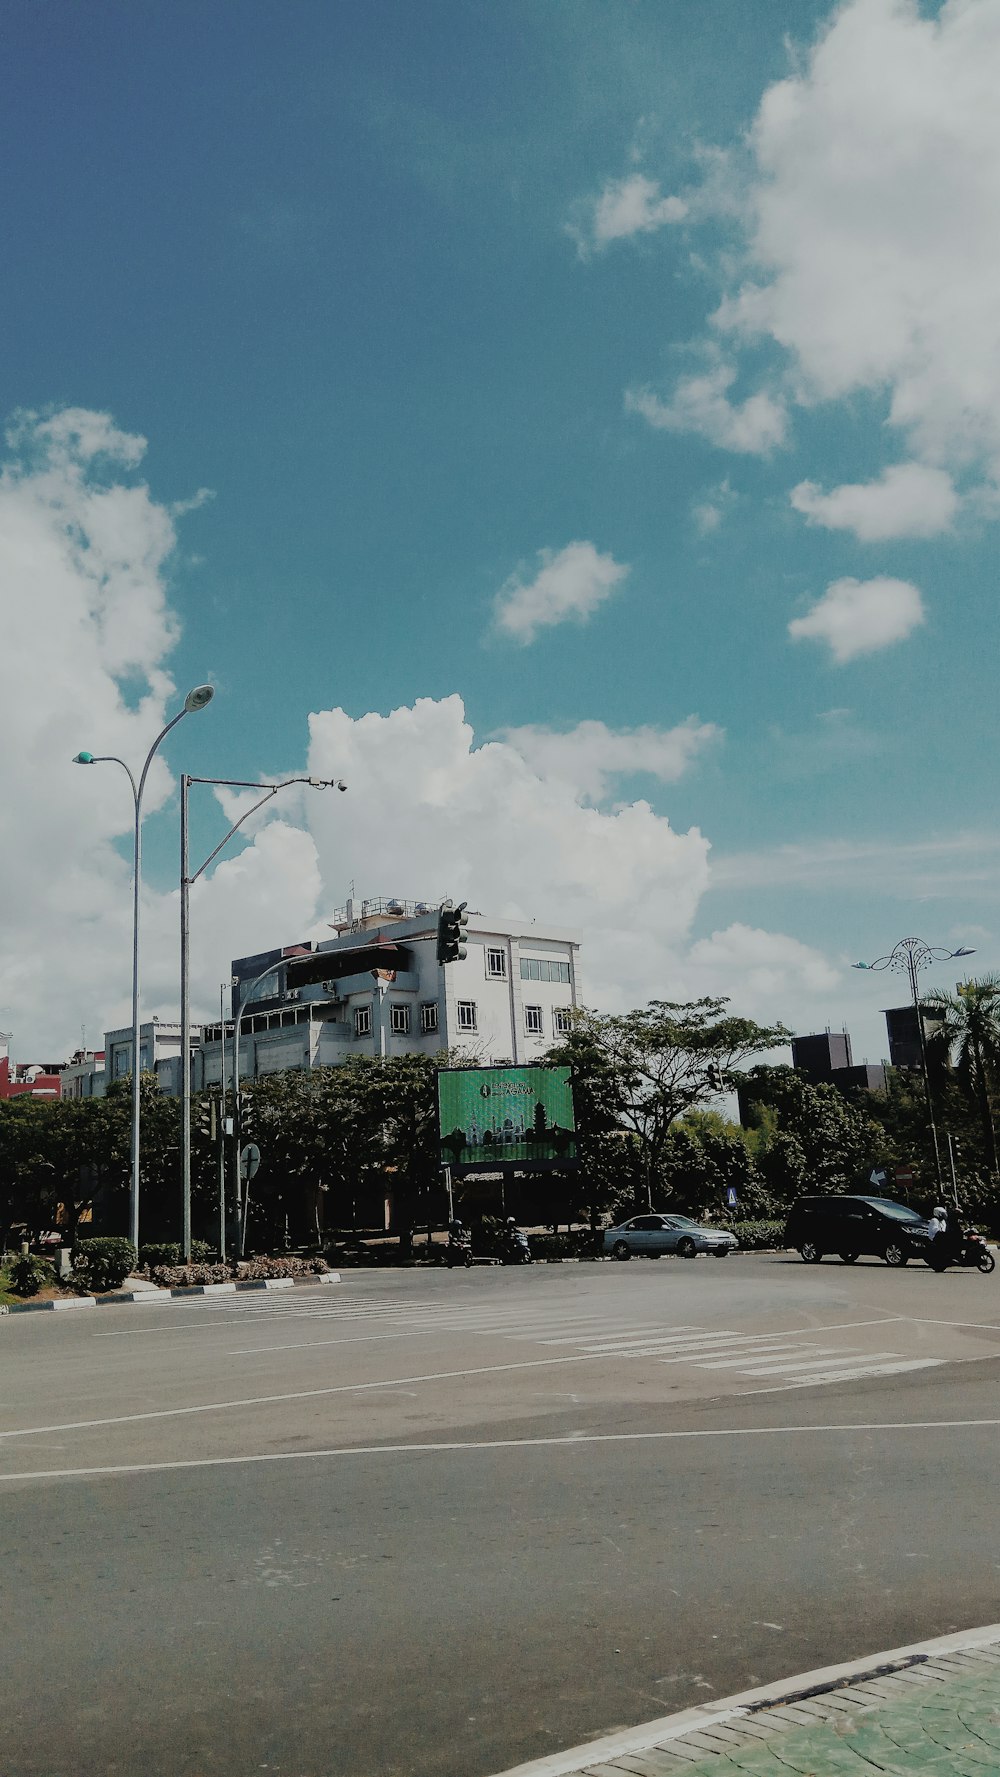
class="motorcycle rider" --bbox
[927,1204,951,1262]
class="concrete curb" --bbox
[487,1622,1000,1777]
[1,1272,342,1315]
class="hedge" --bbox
[71,1237,137,1292]
[731,1219,786,1252]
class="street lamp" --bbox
[73,684,215,1251]
[179,773,346,1261]
[853,938,975,1190]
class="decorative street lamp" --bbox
[73,684,215,1251]
[853,938,975,1189]
[179,773,347,1261]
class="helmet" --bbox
[933,1206,947,1219]
[506,1216,516,1226]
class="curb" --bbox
[487,1622,1000,1777]
[1,1271,342,1315]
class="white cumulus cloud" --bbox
[493,541,629,644]
[714,0,1000,487]
[788,575,925,663]
[626,358,787,455]
[572,172,688,255]
[790,462,959,541]
[499,717,721,804]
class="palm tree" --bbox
[924,975,1000,1180]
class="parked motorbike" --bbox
[928,1231,996,1274]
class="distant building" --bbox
[195,895,581,1091]
[103,1020,201,1097]
[790,1030,853,1083]
[60,1050,106,1100]
[883,1004,946,1071]
[0,1033,63,1100]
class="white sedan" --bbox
[603,1213,738,1260]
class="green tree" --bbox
[547,999,789,1212]
[924,976,1000,1182]
[740,1066,885,1203]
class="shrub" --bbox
[730,1219,786,1252]
[71,1237,138,1293]
[6,1253,55,1297]
[530,1230,600,1260]
[149,1254,328,1289]
[138,1241,213,1271]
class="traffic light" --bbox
[436,899,469,964]
[705,1062,725,1092]
[195,1095,219,1142]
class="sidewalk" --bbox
[491,1625,1000,1776]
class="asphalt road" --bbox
[3,1256,1000,1776]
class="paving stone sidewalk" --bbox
[496,1636,1000,1777]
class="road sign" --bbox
[726,1186,739,1209]
[240,1143,261,1182]
[870,1168,888,1187]
[895,1166,914,1187]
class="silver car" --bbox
[603,1213,738,1260]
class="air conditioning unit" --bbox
[285,988,300,1002]
[322,981,341,996]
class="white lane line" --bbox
[0,1351,645,1440]
[3,1416,999,1485]
[714,1351,893,1376]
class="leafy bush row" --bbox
[148,1255,329,1288]
[731,1219,786,1252]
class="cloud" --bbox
[626,357,787,455]
[711,829,1000,899]
[692,477,736,535]
[790,463,959,540]
[498,717,722,804]
[788,575,924,663]
[684,923,840,1004]
[571,172,688,255]
[704,0,1000,490]
[493,541,629,644]
[0,408,831,1060]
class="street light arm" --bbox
[80,755,140,805]
[135,707,190,814]
[186,777,344,884]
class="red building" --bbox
[0,1034,62,1100]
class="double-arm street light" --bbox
[853,937,976,1190]
[180,772,346,1260]
[73,684,215,1250]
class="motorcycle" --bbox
[445,1230,473,1269]
[499,1228,532,1265]
[928,1231,996,1274]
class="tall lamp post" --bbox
[853,937,975,1191]
[73,683,215,1250]
[180,773,346,1261]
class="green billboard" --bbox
[438,1065,577,1171]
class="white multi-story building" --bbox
[102,1020,202,1097]
[195,896,581,1090]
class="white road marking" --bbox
[692,1346,838,1370]
[726,1351,905,1376]
[3,1417,1000,1484]
[743,1358,944,1391]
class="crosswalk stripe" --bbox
[741,1356,940,1380]
[691,1345,835,1369]
[744,1358,943,1392]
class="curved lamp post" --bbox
[853,937,975,1190]
[73,684,215,1250]
[180,773,346,1260]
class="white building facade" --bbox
[195,897,581,1090]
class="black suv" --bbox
[784,1195,931,1267]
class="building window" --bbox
[524,1005,544,1036]
[486,947,506,979]
[553,1008,573,1036]
[354,1005,372,1038]
[113,1048,130,1077]
[520,958,571,984]
[389,1003,410,1035]
[420,1002,439,1034]
[456,1000,477,1032]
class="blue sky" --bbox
[3,0,998,1064]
